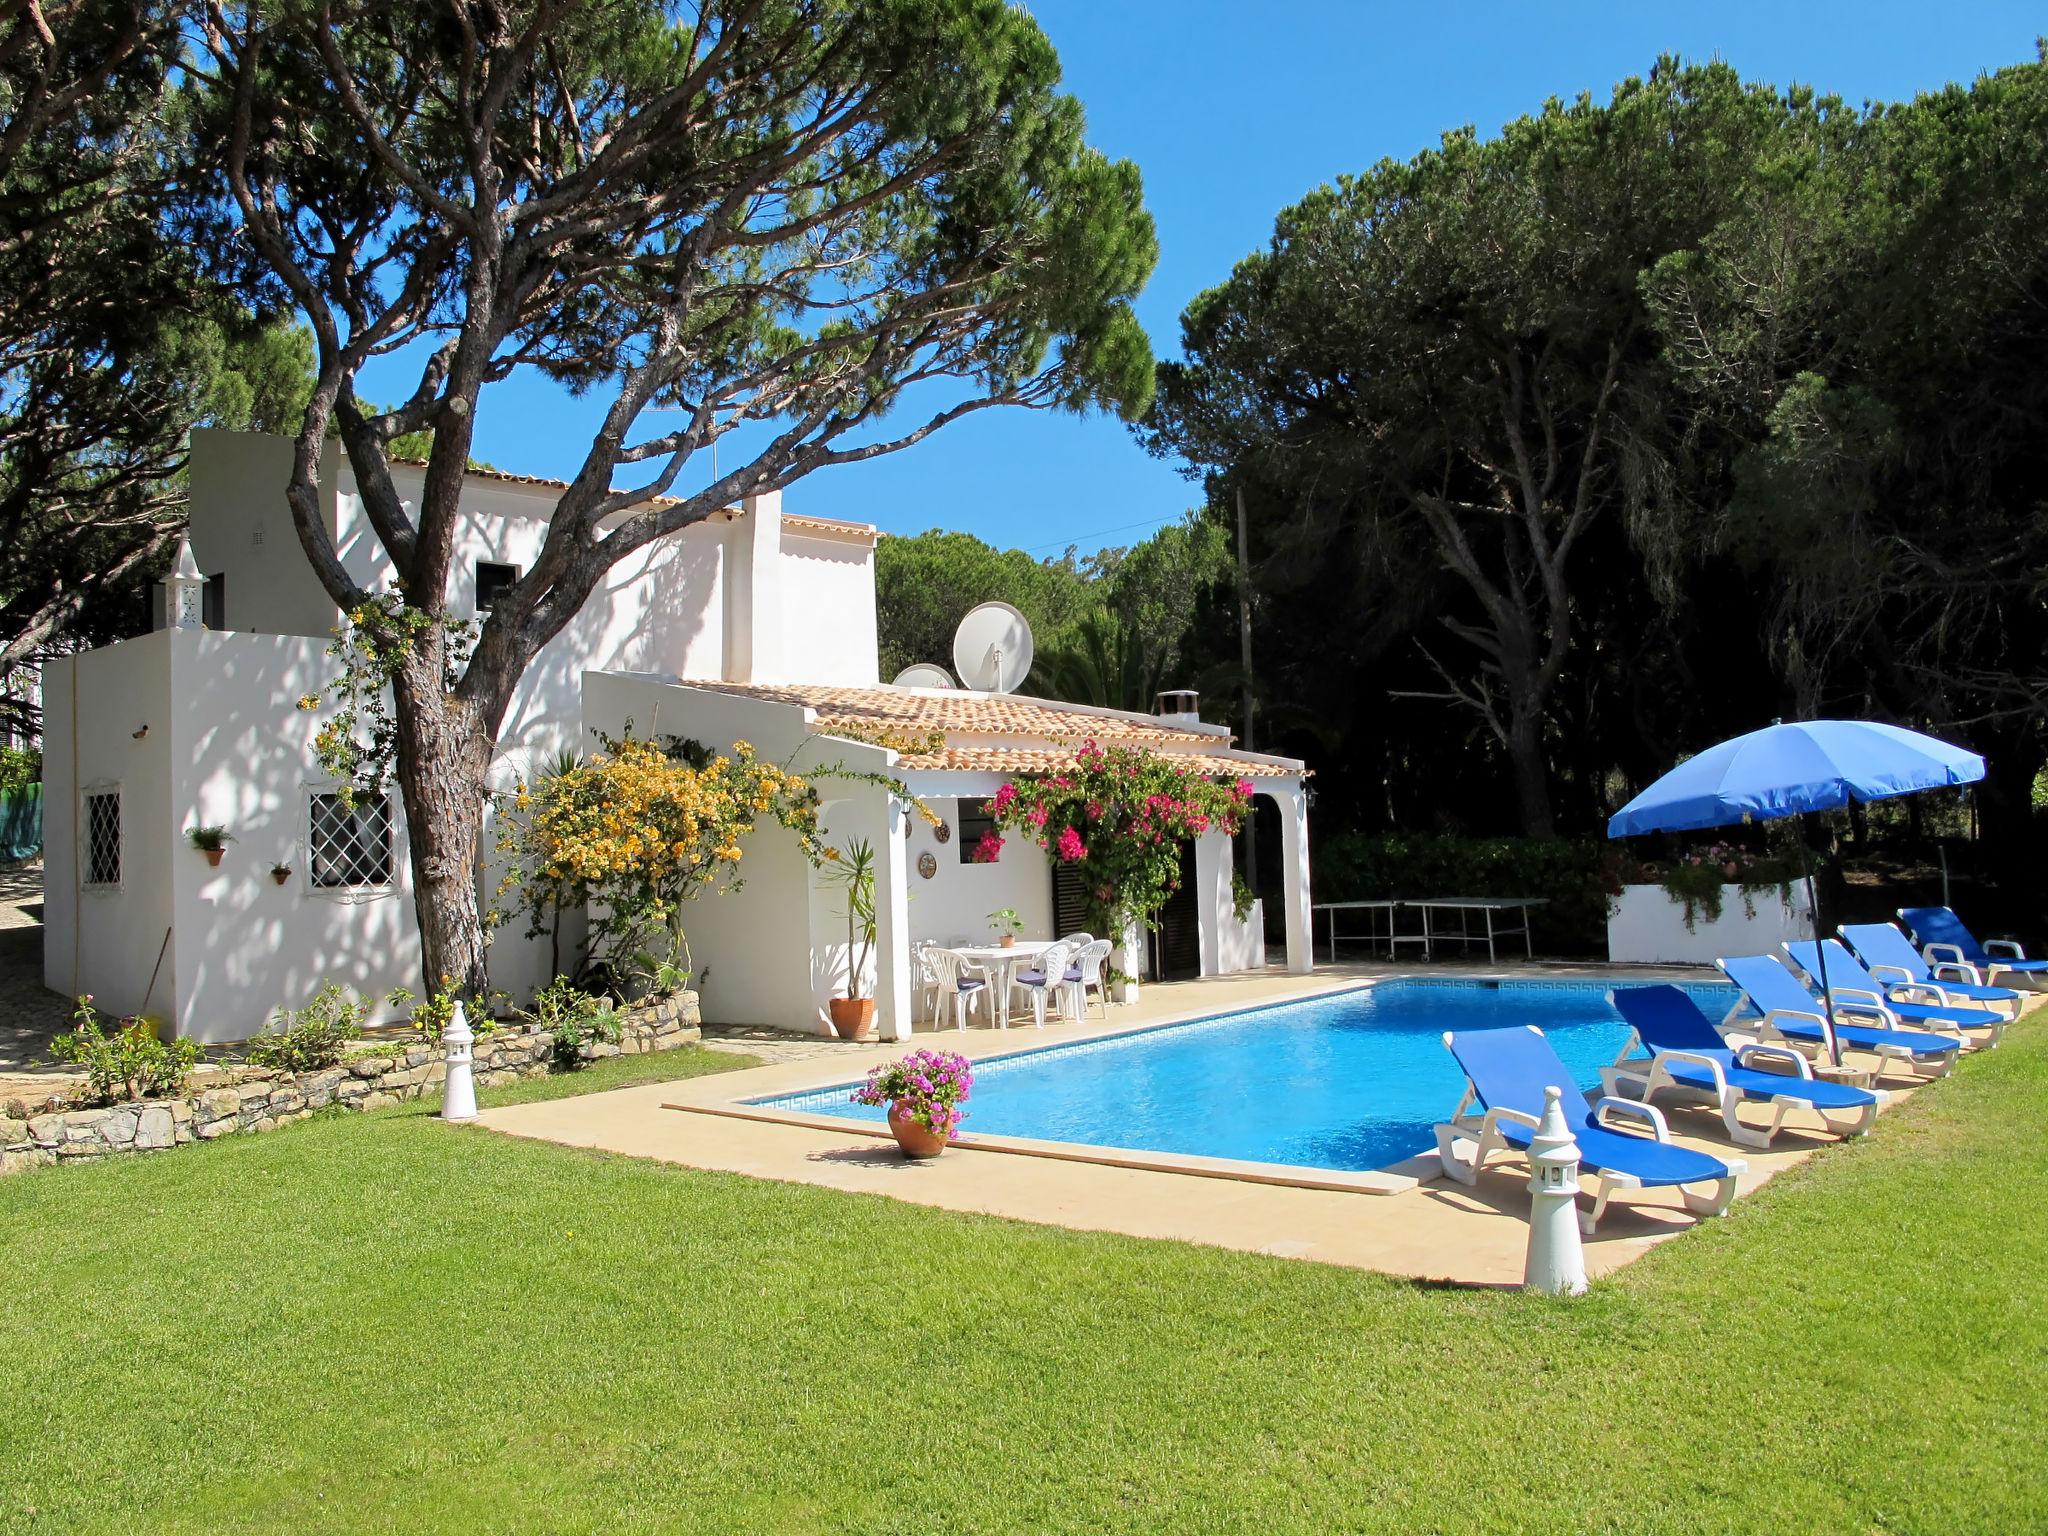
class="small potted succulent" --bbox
[822,838,877,1041]
[852,1049,973,1159]
[987,907,1024,949]
[270,861,293,886]
[187,825,233,867]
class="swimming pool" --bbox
[755,978,1742,1174]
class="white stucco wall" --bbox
[1607,882,1814,966]
[43,629,428,1042]
[772,529,878,687]
[580,672,905,1036]
[907,796,1054,947]
[42,639,178,1021]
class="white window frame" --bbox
[80,781,122,893]
[302,783,399,903]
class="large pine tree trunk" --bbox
[391,655,497,1000]
[1506,705,1556,839]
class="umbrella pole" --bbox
[1803,849,1838,1067]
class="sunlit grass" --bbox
[1,1032,2042,1534]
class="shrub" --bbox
[48,998,201,1104]
[0,746,39,793]
[245,983,384,1072]
[492,729,825,993]
[525,977,621,1070]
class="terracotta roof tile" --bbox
[891,745,1297,779]
[678,681,1306,778]
[683,681,1219,745]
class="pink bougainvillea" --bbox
[985,739,1250,933]
[972,831,1004,863]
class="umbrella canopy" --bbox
[1608,720,1984,839]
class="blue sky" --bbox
[357,1,2044,559]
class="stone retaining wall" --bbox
[0,992,700,1175]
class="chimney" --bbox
[1154,688,1201,727]
[723,487,783,683]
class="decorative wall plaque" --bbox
[917,851,938,880]
[933,821,952,845]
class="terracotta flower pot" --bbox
[203,848,224,868]
[887,1102,947,1159]
[999,933,1016,948]
[828,996,875,1042]
[271,868,291,885]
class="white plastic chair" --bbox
[1067,939,1114,1020]
[927,948,990,1031]
[1010,940,1079,1028]
[1059,930,1094,950]
[909,939,946,1025]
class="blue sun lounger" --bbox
[1435,1025,1745,1234]
[1840,922,2022,1022]
[1603,985,1885,1149]
[1715,953,1959,1079]
[1783,939,2006,1049]
[1898,905,2048,990]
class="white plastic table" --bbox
[947,940,1056,1027]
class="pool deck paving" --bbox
[481,962,2031,1287]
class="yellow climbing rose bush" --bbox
[493,730,824,993]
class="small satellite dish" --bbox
[952,601,1034,694]
[892,663,956,689]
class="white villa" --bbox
[42,429,1313,1044]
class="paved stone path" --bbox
[0,863,78,1098]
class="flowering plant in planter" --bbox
[852,1048,973,1139]
[983,740,1252,934]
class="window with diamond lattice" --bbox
[83,791,120,887]
[309,793,394,890]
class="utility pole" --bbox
[1236,485,1258,889]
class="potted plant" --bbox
[270,861,292,886]
[823,838,877,1041]
[851,1049,972,1159]
[187,825,233,867]
[987,907,1024,948]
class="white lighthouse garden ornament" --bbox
[163,535,206,630]
[1524,1085,1587,1296]
[440,1001,478,1122]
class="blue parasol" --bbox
[1608,720,1985,1057]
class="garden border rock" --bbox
[0,991,700,1175]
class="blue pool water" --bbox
[756,978,1741,1173]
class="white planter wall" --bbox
[1606,882,1813,966]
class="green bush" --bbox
[526,977,621,1070]
[0,746,39,793]
[48,999,201,1104]
[245,983,380,1072]
[1312,832,1610,954]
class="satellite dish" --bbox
[952,601,1034,694]
[892,663,956,689]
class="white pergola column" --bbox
[1272,781,1313,974]
[1192,829,1232,977]
[873,793,915,1039]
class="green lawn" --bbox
[3,1031,2044,1535]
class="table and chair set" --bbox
[913,934,1116,1030]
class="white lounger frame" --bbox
[1433,1082,1745,1235]
[1857,961,2010,1043]
[1921,935,2042,993]
[1720,1001,1955,1081]
[1600,1030,1887,1150]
